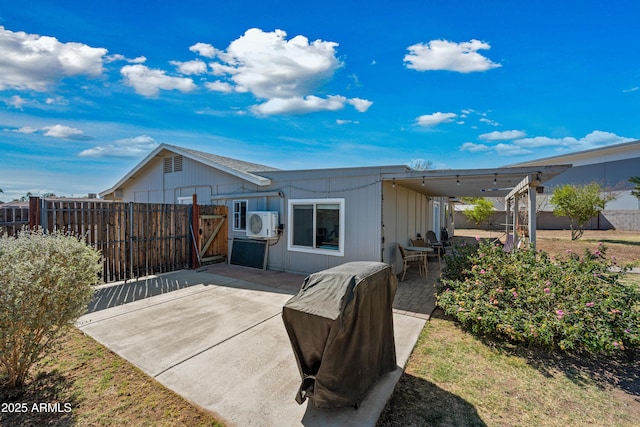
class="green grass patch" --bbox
[378,311,640,427]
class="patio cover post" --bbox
[505,174,538,249]
[528,183,536,250]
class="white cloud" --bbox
[212,28,341,99]
[6,126,38,134]
[0,26,107,91]
[404,39,501,73]
[6,95,28,109]
[105,54,146,64]
[479,130,526,141]
[79,135,158,158]
[494,143,533,156]
[189,42,218,58]
[193,28,366,115]
[515,131,635,150]
[251,95,348,115]
[347,98,373,112]
[205,81,235,93]
[471,130,636,157]
[171,59,207,75]
[42,124,89,140]
[336,119,359,125]
[460,142,491,152]
[415,112,457,127]
[479,117,500,126]
[121,64,197,97]
[623,86,639,93]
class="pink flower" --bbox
[594,250,602,256]
[556,309,565,320]
[512,291,518,299]
[585,302,594,307]
[480,269,486,274]
[613,341,620,347]
[544,288,550,294]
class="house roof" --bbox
[506,139,640,168]
[99,143,572,201]
[100,144,279,197]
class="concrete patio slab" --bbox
[77,269,426,427]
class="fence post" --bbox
[28,197,40,229]
[40,198,48,232]
[129,201,134,280]
[191,194,199,269]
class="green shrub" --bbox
[441,239,480,282]
[437,240,639,354]
[0,228,101,387]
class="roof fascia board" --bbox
[167,145,271,186]
[100,143,271,197]
[507,140,640,167]
[99,144,168,197]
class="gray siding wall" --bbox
[263,170,383,274]
[382,181,441,274]
[118,158,385,274]
[544,157,640,210]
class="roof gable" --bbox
[100,144,278,197]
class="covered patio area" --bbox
[381,164,571,272]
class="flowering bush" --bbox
[0,229,101,387]
[437,240,639,354]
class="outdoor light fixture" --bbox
[456,175,460,186]
[392,178,396,188]
[493,173,497,185]
[422,176,425,186]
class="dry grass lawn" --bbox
[456,228,640,265]
[0,327,224,427]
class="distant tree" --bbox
[18,192,56,201]
[550,182,616,240]
[630,176,640,200]
[460,197,495,228]
[407,159,433,171]
[18,192,33,202]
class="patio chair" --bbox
[397,243,426,281]
[503,234,515,252]
[424,231,444,264]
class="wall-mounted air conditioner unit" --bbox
[246,211,279,238]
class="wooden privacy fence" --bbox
[0,205,29,236]
[28,197,227,283]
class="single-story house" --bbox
[100,144,569,275]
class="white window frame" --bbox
[287,198,345,257]
[232,200,248,231]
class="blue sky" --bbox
[1,0,639,201]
